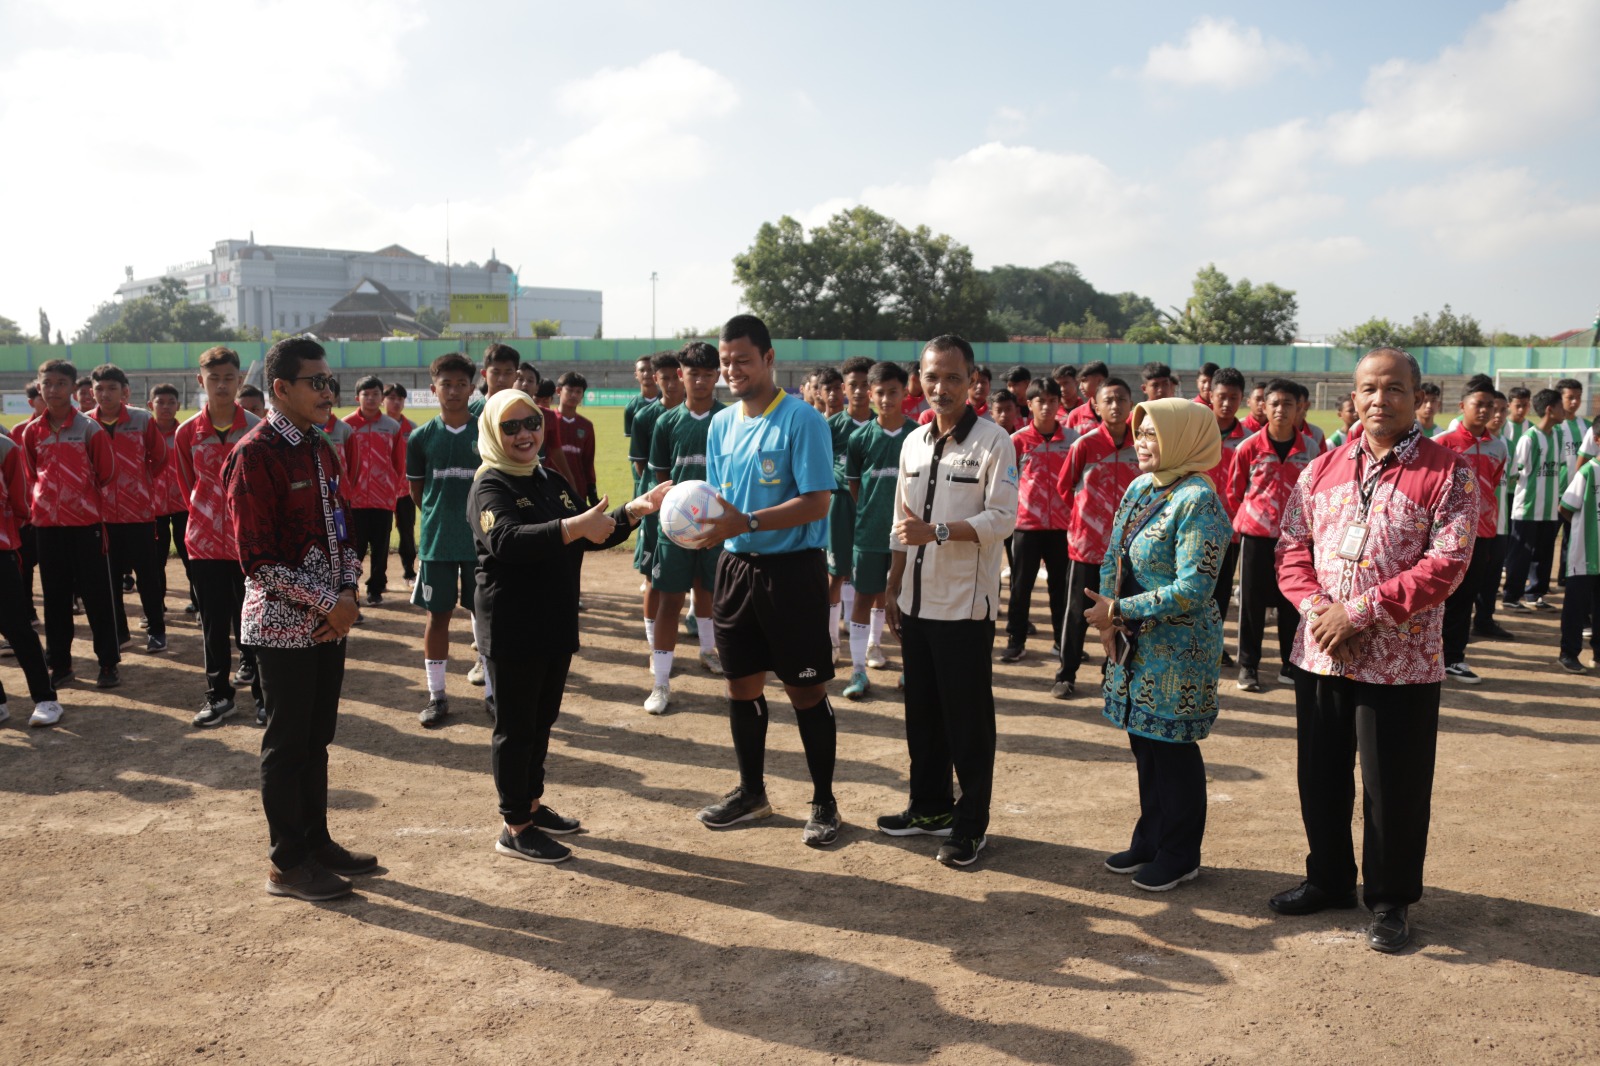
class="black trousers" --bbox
[17,524,38,622]
[1006,529,1068,647]
[1237,534,1297,673]
[1126,732,1207,871]
[190,558,255,701]
[351,509,394,596]
[1293,673,1440,909]
[900,615,996,838]
[487,651,572,824]
[0,551,55,704]
[1441,535,1493,664]
[1504,519,1560,603]
[36,525,120,673]
[394,495,417,579]
[255,641,345,871]
[1473,532,1509,630]
[155,511,194,607]
[106,522,166,641]
[1559,575,1600,660]
[1212,538,1241,623]
[1056,557,1101,684]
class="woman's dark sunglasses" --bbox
[500,414,543,436]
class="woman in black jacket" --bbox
[469,389,672,864]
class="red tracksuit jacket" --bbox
[21,408,113,527]
[87,405,167,525]
[175,405,261,560]
[342,411,408,511]
[1230,428,1314,540]
[1011,420,1076,531]
[0,435,30,550]
[1056,423,1138,564]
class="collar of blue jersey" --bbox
[737,389,786,421]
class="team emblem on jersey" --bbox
[577,428,586,439]
[480,509,496,533]
[761,458,776,476]
[560,490,576,511]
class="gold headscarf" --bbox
[474,389,541,480]
[1130,397,1222,488]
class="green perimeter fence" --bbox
[4,339,1597,377]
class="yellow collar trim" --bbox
[738,390,786,422]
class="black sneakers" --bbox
[255,697,267,726]
[697,786,773,828]
[314,842,379,876]
[495,825,572,864]
[96,666,120,689]
[1104,849,1153,874]
[193,697,237,728]
[936,836,986,867]
[1236,668,1262,692]
[1133,862,1200,891]
[998,643,1026,664]
[266,859,352,901]
[1049,680,1076,699]
[48,667,74,689]
[876,809,954,837]
[232,660,257,687]
[145,633,168,654]
[420,695,449,728]
[530,806,581,835]
[802,800,841,846]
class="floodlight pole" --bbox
[651,271,659,342]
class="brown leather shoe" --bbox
[266,860,352,901]
[314,842,379,876]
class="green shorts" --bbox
[411,559,475,614]
[850,549,892,596]
[827,492,855,577]
[652,537,720,594]
[634,514,659,575]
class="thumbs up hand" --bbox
[893,496,936,546]
[569,494,617,543]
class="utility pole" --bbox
[650,271,658,341]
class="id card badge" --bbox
[333,506,348,543]
[1337,521,1369,561]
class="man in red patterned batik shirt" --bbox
[226,337,372,904]
[1269,348,1475,955]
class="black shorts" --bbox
[714,549,835,687]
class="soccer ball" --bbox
[659,480,725,548]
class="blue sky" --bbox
[2,0,1596,341]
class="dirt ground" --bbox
[1,547,1596,1066]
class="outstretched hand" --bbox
[685,495,746,550]
[628,480,674,519]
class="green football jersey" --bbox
[1560,463,1600,578]
[623,392,659,439]
[649,400,726,486]
[845,420,910,554]
[630,400,678,493]
[828,410,874,490]
[1511,426,1563,522]
[406,417,480,562]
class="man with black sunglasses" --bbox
[225,337,372,903]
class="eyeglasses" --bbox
[1134,427,1159,442]
[288,374,337,392]
[499,414,543,436]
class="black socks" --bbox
[729,696,769,795]
[793,695,837,806]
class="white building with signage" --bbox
[116,237,602,339]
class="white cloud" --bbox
[1194,119,1342,239]
[1376,166,1600,257]
[1326,0,1600,162]
[836,143,1161,267]
[986,106,1029,140]
[1142,17,1312,89]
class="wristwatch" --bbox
[747,511,761,533]
[934,522,950,544]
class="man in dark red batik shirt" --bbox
[226,337,373,904]
[1268,348,1475,955]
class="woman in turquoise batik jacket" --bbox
[1084,396,1230,893]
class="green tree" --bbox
[74,300,125,342]
[1329,304,1487,349]
[414,305,449,335]
[983,262,1159,339]
[1123,323,1174,344]
[527,319,562,339]
[1050,310,1111,340]
[733,207,1000,340]
[1168,264,1298,345]
[0,315,29,344]
[38,309,50,346]
[99,276,240,343]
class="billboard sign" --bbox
[449,294,509,332]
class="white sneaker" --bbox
[1001,567,1011,587]
[644,685,671,715]
[831,642,841,664]
[29,700,63,727]
[865,644,889,669]
[699,649,723,675]
[467,660,486,686]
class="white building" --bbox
[116,237,602,339]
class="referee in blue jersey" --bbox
[686,314,841,846]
